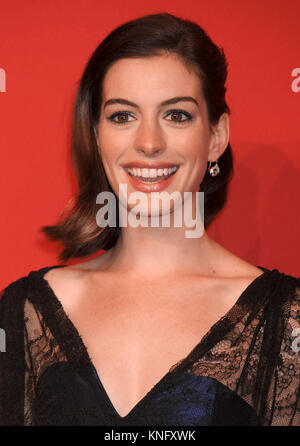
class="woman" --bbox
[0,12,299,426]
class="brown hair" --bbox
[41,12,233,263]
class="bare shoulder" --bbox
[199,239,266,303]
[42,252,112,310]
[44,251,110,281]
[207,236,263,278]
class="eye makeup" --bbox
[107,109,194,125]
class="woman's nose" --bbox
[133,119,166,156]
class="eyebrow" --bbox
[103,96,199,109]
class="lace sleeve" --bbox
[23,297,69,425]
[0,276,28,426]
[268,284,300,425]
[0,273,70,426]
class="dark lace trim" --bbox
[249,271,297,422]
[27,265,92,369]
[0,276,28,425]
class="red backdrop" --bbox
[0,0,299,288]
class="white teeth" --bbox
[126,166,178,178]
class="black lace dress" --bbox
[0,265,299,426]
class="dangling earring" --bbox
[208,160,220,177]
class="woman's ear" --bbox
[208,113,230,162]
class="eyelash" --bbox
[107,109,193,125]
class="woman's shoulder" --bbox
[0,270,31,307]
[0,264,66,309]
[1,264,57,290]
[256,265,300,312]
[0,265,69,354]
[0,256,110,322]
[266,266,300,302]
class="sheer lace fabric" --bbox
[0,265,299,426]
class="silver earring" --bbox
[208,160,220,177]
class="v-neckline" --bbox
[35,264,272,420]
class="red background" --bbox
[0,0,299,289]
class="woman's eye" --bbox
[107,112,134,124]
[107,109,193,125]
[165,110,193,124]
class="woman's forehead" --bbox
[101,55,203,106]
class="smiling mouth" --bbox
[124,166,179,183]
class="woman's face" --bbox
[96,52,228,218]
